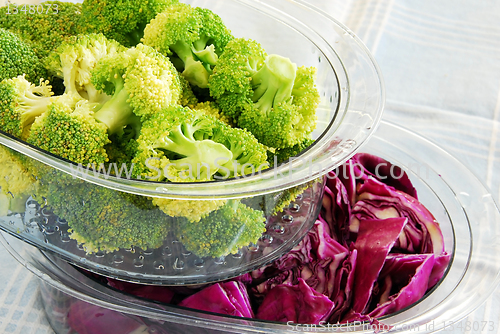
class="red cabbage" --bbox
[321,175,351,244]
[368,254,435,317]
[178,281,254,318]
[328,249,357,323]
[353,153,418,199]
[67,300,145,334]
[352,178,445,255]
[351,217,407,313]
[251,220,349,300]
[107,278,175,304]
[256,278,334,324]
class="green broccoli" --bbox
[178,74,198,108]
[91,43,181,137]
[132,105,267,181]
[0,144,39,213]
[27,93,110,165]
[0,29,46,83]
[210,119,269,178]
[193,101,231,125]
[132,105,232,181]
[241,180,317,216]
[152,197,226,223]
[43,180,172,253]
[0,2,82,59]
[209,38,320,149]
[79,0,179,47]
[0,75,53,139]
[268,137,315,167]
[176,200,266,258]
[45,33,126,104]
[143,3,233,88]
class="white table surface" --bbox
[1,0,500,333]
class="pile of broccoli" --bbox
[0,0,320,257]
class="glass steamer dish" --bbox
[0,0,384,284]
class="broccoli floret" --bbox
[178,74,198,108]
[176,200,266,258]
[193,101,231,125]
[0,75,53,139]
[152,197,226,222]
[143,3,233,88]
[132,105,267,181]
[44,180,172,253]
[45,33,126,104]
[0,29,46,83]
[79,0,178,48]
[27,93,110,165]
[0,144,37,196]
[209,38,320,149]
[0,2,82,59]
[0,144,44,215]
[267,182,312,215]
[91,43,181,136]
[105,128,139,167]
[210,120,268,178]
[268,137,315,167]
[132,105,233,181]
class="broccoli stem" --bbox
[192,35,218,66]
[82,83,110,104]
[93,82,140,136]
[171,40,211,88]
[251,54,297,113]
[19,93,52,129]
[155,125,232,178]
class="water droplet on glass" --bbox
[44,224,56,235]
[61,233,71,243]
[282,215,293,223]
[194,258,205,268]
[125,247,135,253]
[288,203,300,212]
[142,248,153,256]
[154,261,165,270]
[248,243,259,252]
[173,258,184,270]
[214,256,225,265]
[95,251,105,258]
[112,255,124,264]
[271,224,285,234]
[259,234,274,244]
[133,258,144,268]
[162,246,172,257]
[27,201,37,209]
